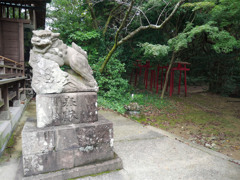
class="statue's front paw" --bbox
[88,81,98,88]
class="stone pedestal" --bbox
[22,92,122,179]
[36,92,98,128]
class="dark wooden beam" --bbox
[0,5,2,18]
[6,6,9,18]
[0,0,51,3]
[0,73,24,79]
[19,7,21,19]
[13,7,15,18]
[0,2,46,10]
[24,7,27,19]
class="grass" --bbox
[98,91,169,114]
[129,91,240,160]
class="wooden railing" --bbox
[0,2,30,20]
[0,55,24,79]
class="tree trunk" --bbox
[161,53,176,99]
[87,0,98,29]
[103,4,122,36]
[99,44,118,73]
[100,0,134,73]
[99,0,184,73]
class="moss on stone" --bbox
[0,133,10,150]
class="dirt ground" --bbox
[131,88,240,160]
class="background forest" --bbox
[46,0,240,112]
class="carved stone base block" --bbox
[22,115,116,177]
[22,154,123,180]
[36,92,98,128]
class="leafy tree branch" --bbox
[103,4,123,36]
[86,0,98,29]
[99,0,135,73]
[100,0,185,73]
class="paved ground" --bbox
[0,108,240,180]
[80,111,240,180]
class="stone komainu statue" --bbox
[29,30,98,94]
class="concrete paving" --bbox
[0,108,240,180]
[80,111,240,180]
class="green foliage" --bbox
[97,96,128,114]
[93,56,129,99]
[47,0,240,100]
[69,31,100,43]
[47,0,92,44]
[182,1,215,11]
[131,93,169,109]
[208,54,240,96]
[139,43,170,58]
[98,92,169,114]
[91,56,130,113]
[211,31,239,53]
[139,21,238,65]
[168,22,238,53]
[210,0,240,34]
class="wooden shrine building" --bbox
[0,0,51,154]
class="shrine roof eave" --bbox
[0,0,51,3]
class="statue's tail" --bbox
[72,42,88,59]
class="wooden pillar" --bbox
[19,22,24,62]
[12,82,20,107]
[0,20,2,55]
[19,7,21,19]
[13,7,15,18]
[25,7,27,19]
[1,85,8,111]
[0,5,2,18]
[20,80,26,101]
[13,82,20,100]
[22,80,26,95]
[6,7,9,18]
[2,6,6,18]
[0,84,10,119]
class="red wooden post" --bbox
[156,65,160,93]
[153,70,156,88]
[145,68,149,89]
[150,69,156,91]
[172,69,174,94]
[136,60,142,77]
[160,67,164,90]
[184,65,187,97]
[144,68,147,86]
[173,62,190,97]
[144,61,150,89]
[139,66,142,76]
[165,69,170,92]
[178,70,182,95]
[130,71,134,84]
[134,68,138,86]
[169,70,173,96]
[150,70,153,91]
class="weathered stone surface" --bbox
[20,94,26,100]
[36,92,98,128]
[0,110,10,120]
[124,102,141,111]
[13,100,20,107]
[22,116,112,155]
[22,155,123,180]
[29,30,98,94]
[22,115,115,176]
[0,121,11,153]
